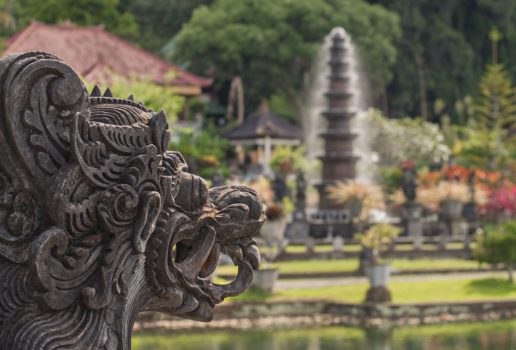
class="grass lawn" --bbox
[216,258,483,276]
[285,242,471,254]
[285,244,335,253]
[394,243,439,251]
[230,277,516,304]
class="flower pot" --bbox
[365,264,391,287]
[252,268,279,292]
[260,219,287,242]
[440,200,464,220]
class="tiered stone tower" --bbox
[317,30,358,210]
[309,29,359,238]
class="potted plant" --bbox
[260,202,288,240]
[357,223,401,292]
[252,203,287,292]
[327,181,384,221]
[243,177,285,292]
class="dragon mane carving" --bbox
[0,52,264,349]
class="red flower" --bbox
[482,185,516,217]
[399,159,415,170]
[443,165,470,181]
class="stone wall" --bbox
[135,299,516,332]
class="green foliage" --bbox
[475,221,516,281]
[268,93,297,121]
[452,63,516,170]
[453,125,508,169]
[170,125,231,180]
[16,0,138,39]
[269,146,305,174]
[0,0,15,34]
[368,109,450,167]
[84,80,184,123]
[476,64,516,131]
[175,0,400,110]
[368,0,516,121]
[356,223,401,262]
[122,0,214,51]
[378,166,403,194]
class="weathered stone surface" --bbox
[0,52,264,350]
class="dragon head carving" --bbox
[0,52,264,349]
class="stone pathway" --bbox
[276,271,507,290]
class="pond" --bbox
[133,320,516,350]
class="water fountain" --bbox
[309,28,363,238]
[302,27,374,182]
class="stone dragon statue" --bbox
[0,52,264,349]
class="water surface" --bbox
[133,321,516,350]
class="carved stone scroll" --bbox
[0,52,264,350]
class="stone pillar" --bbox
[402,202,423,237]
[285,171,310,239]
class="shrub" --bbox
[475,221,516,282]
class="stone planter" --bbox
[346,198,363,219]
[440,199,466,236]
[365,264,391,287]
[252,268,279,292]
[440,199,464,220]
[260,219,287,242]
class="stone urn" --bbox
[365,264,392,303]
[260,218,287,242]
[440,199,464,220]
[252,268,279,292]
[365,264,391,287]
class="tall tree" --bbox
[367,0,516,121]
[476,64,516,131]
[16,0,138,39]
[454,61,516,170]
[122,0,214,51]
[368,0,478,120]
[175,0,400,113]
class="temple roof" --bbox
[4,21,212,96]
[224,106,303,141]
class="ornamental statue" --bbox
[0,52,264,350]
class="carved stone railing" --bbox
[0,52,264,350]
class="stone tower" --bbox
[317,30,359,210]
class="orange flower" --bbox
[474,169,501,186]
[419,171,441,186]
[443,165,470,181]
